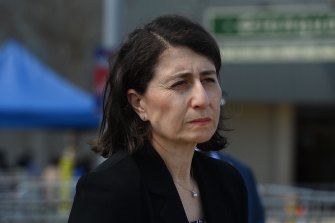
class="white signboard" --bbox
[204,5,335,63]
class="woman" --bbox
[68,15,247,223]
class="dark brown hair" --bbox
[93,15,227,157]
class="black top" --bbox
[68,146,248,223]
[190,217,206,223]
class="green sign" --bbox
[204,6,335,62]
[210,12,335,37]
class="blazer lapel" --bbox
[133,147,189,223]
[192,152,231,223]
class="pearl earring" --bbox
[220,98,226,106]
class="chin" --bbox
[193,134,213,144]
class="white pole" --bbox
[96,0,122,166]
[102,0,121,49]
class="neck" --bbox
[151,136,195,183]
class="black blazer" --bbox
[68,147,248,223]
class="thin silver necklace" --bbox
[151,138,198,198]
[174,181,198,198]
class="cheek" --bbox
[145,93,172,117]
[210,88,222,106]
[211,89,222,120]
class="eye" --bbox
[202,77,217,84]
[170,80,188,89]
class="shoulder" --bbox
[78,151,140,189]
[195,151,248,221]
[68,152,143,223]
[73,151,142,206]
[214,152,253,176]
[195,151,246,190]
[195,151,241,176]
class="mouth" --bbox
[189,117,211,125]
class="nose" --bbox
[190,82,210,109]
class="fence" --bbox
[1,173,335,223]
[260,184,335,223]
[0,173,76,223]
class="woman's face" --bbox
[131,46,222,148]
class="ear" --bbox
[127,89,147,120]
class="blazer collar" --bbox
[192,152,231,223]
[132,146,189,223]
[133,147,230,223]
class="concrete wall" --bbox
[224,103,295,184]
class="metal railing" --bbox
[260,184,335,223]
[0,173,76,223]
[1,173,335,223]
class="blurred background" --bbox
[0,0,335,222]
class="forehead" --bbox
[153,46,215,78]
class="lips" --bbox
[189,117,211,124]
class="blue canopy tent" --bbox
[0,40,100,129]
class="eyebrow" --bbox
[200,69,217,76]
[166,69,217,81]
